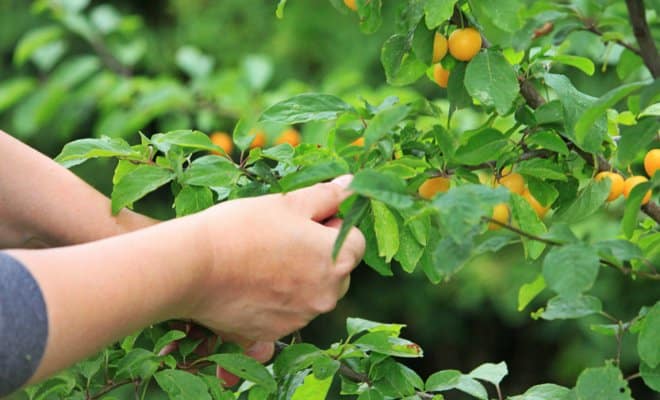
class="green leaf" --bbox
[554,179,610,224]
[55,137,141,168]
[346,317,405,337]
[638,301,660,368]
[273,343,323,378]
[526,130,569,155]
[549,55,595,76]
[275,0,288,18]
[640,361,660,392]
[447,62,472,110]
[541,295,602,320]
[593,240,642,266]
[544,73,607,152]
[516,158,567,181]
[424,0,458,28]
[426,369,462,392]
[622,180,653,239]
[510,194,547,260]
[394,222,425,273]
[357,0,382,34]
[526,177,559,207]
[381,34,427,86]
[518,274,546,311]
[291,373,333,400]
[360,214,394,276]
[111,165,175,214]
[372,200,400,262]
[542,244,600,298]
[333,196,370,259]
[354,331,423,358]
[464,49,519,115]
[508,384,572,400]
[575,364,632,400]
[151,130,218,154]
[350,169,414,208]
[183,156,242,187]
[371,359,421,397]
[204,353,276,392]
[454,128,509,165]
[0,77,37,112]
[617,117,659,166]
[260,93,355,124]
[433,184,509,243]
[358,388,385,400]
[14,26,64,66]
[154,370,212,400]
[116,349,159,380]
[364,105,409,147]
[468,362,508,385]
[279,160,349,191]
[153,330,187,354]
[431,235,474,278]
[175,186,214,217]
[574,80,650,144]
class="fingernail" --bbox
[331,174,353,189]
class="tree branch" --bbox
[625,0,660,78]
[582,24,641,57]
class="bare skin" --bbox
[0,130,365,387]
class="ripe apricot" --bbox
[210,132,233,155]
[249,130,267,149]
[594,171,624,202]
[521,189,549,218]
[275,128,301,147]
[488,203,510,230]
[432,32,448,63]
[644,148,660,178]
[344,0,357,11]
[623,175,652,205]
[448,27,482,61]
[418,176,450,200]
[498,172,525,195]
[433,64,450,88]
[351,137,365,147]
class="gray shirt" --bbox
[0,252,48,396]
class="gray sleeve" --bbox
[0,252,48,397]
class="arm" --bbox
[0,130,157,248]
[3,177,365,391]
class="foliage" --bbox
[3,0,660,399]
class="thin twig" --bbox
[89,379,132,400]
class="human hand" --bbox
[180,175,365,344]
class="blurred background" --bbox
[1,0,657,398]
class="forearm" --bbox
[0,131,157,248]
[5,214,208,384]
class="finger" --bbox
[323,217,342,229]
[332,226,366,275]
[246,341,275,363]
[285,175,353,222]
[338,275,351,299]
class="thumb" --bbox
[286,174,353,221]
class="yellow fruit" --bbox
[623,175,652,205]
[594,171,624,202]
[644,148,660,178]
[488,203,510,230]
[521,189,549,218]
[418,176,451,200]
[344,0,357,11]
[249,130,267,149]
[433,64,450,88]
[432,32,448,63]
[210,132,233,155]
[351,137,365,147]
[275,128,301,147]
[448,27,482,61]
[498,172,525,195]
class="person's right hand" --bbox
[180,175,365,347]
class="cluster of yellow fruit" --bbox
[417,171,548,231]
[209,128,301,155]
[432,27,482,88]
[595,149,659,205]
